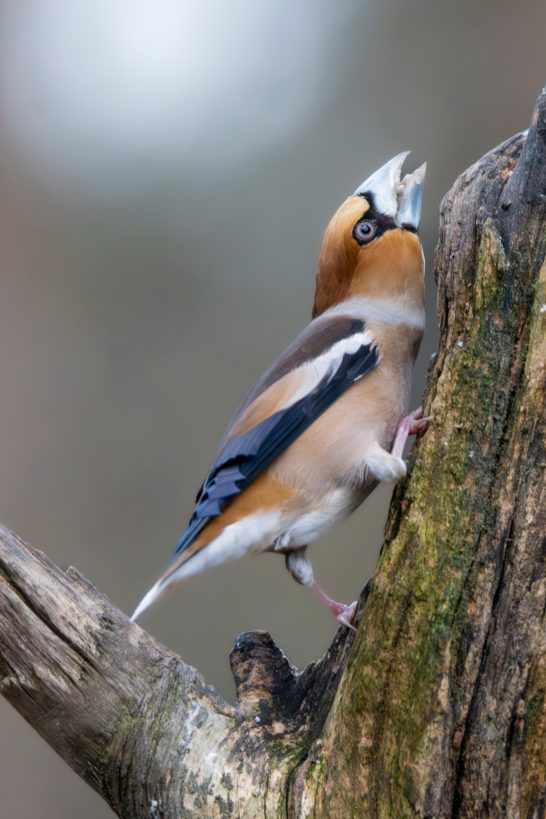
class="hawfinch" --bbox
[132,152,428,628]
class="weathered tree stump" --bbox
[1,86,545,818]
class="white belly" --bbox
[273,486,364,552]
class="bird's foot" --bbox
[311,580,358,632]
[405,406,432,435]
[335,600,358,630]
[391,406,432,459]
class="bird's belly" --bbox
[274,486,364,552]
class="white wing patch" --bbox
[279,330,376,409]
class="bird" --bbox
[131,152,428,629]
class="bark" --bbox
[1,86,545,818]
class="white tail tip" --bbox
[130,581,162,622]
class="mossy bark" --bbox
[0,89,545,818]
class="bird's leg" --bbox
[391,406,431,459]
[285,549,357,631]
[309,581,358,631]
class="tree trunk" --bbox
[1,87,545,819]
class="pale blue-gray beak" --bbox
[354,152,426,230]
[396,162,426,230]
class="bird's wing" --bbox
[173,314,379,559]
[218,315,368,445]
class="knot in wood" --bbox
[230,630,297,724]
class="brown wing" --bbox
[219,314,365,447]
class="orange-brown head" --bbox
[313,153,426,317]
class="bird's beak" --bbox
[353,152,426,230]
[396,162,426,230]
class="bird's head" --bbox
[313,152,426,317]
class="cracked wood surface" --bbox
[0,524,355,817]
[1,86,545,818]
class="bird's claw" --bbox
[405,406,432,436]
[336,600,358,631]
[409,415,432,435]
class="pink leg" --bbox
[391,406,431,459]
[310,580,358,631]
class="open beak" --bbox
[353,152,426,230]
[396,161,426,230]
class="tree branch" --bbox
[1,86,545,818]
[0,523,356,816]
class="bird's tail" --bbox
[130,528,210,621]
[130,580,164,621]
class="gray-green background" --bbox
[0,1,544,815]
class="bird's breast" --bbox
[270,320,420,496]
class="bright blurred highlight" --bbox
[0,0,356,190]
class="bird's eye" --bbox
[353,219,377,244]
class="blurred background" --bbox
[0,0,544,815]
